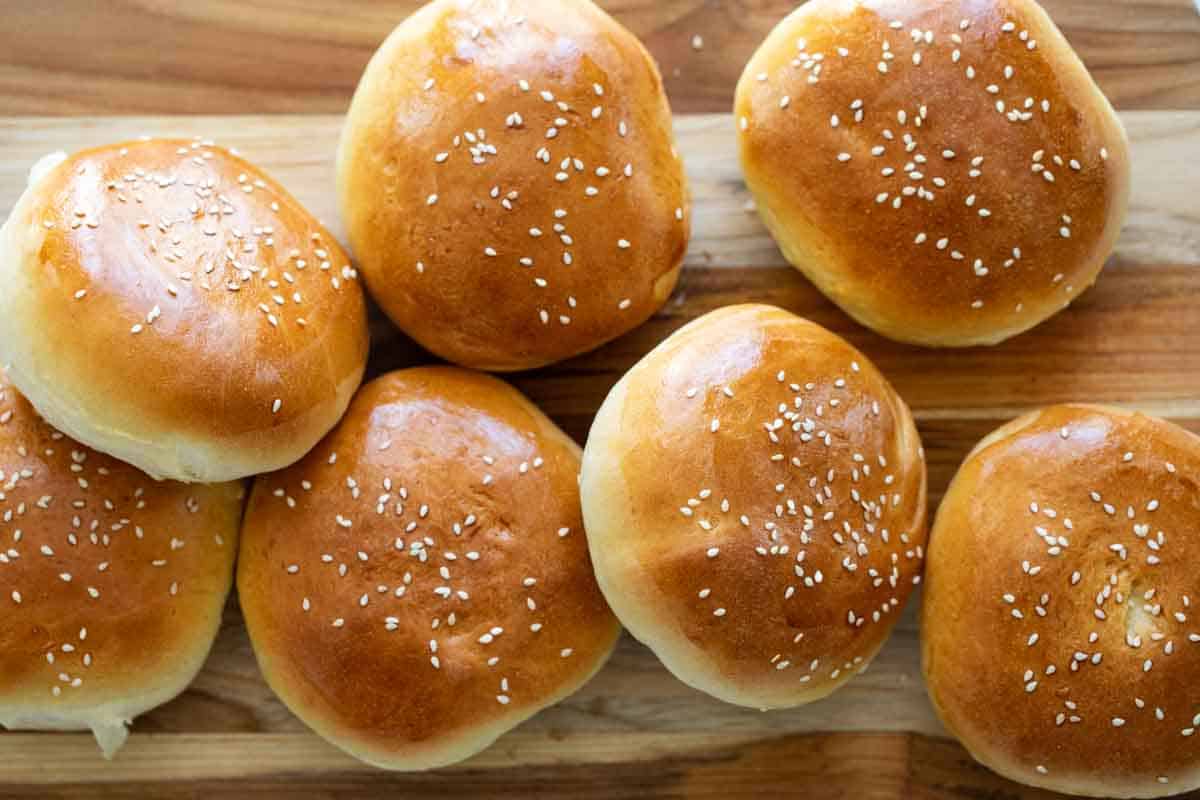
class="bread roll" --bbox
[338,0,689,371]
[0,371,241,757]
[735,0,1130,346]
[0,139,369,482]
[238,367,620,769]
[923,405,1200,797]
[581,304,927,708]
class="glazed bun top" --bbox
[581,305,927,709]
[338,0,690,371]
[237,367,620,770]
[0,370,242,756]
[923,405,1200,797]
[0,138,369,482]
[735,0,1130,346]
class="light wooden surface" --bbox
[2,0,1199,115]
[0,112,1197,797]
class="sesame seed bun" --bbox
[237,367,620,770]
[0,371,242,758]
[580,304,927,708]
[337,0,690,371]
[734,0,1131,347]
[0,139,369,483]
[922,405,1200,797]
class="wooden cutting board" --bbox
[0,111,1196,798]
[3,0,1198,114]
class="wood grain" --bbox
[0,112,1197,797]
[1,0,1198,115]
[0,731,1046,799]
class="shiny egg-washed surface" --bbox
[583,305,927,709]
[338,0,690,370]
[238,367,620,770]
[736,0,1130,346]
[0,139,368,481]
[924,405,1200,797]
[0,370,240,754]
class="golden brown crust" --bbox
[0,371,241,752]
[0,139,369,482]
[337,0,689,371]
[923,405,1200,797]
[581,305,927,708]
[735,0,1130,347]
[237,367,620,770]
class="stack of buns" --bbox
[0,0,683,767]
[0,136,369,754]
[0,0,1175,793]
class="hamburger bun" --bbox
[581,304,927,708]
[337,0,690,371]
[0,139,370,482]
[238,367,620,770]
[923,404,1200,797]
[735,0,1131,346]
[0,371,241,757]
